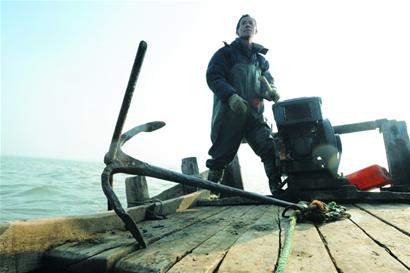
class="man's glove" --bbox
[228,94,248,114]
[265,87,280,103]
[259,76,280,103]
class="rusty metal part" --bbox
[101,41,305,247]
[333,119,388,134]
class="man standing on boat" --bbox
[205,14,281,194]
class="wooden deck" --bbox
[42,202,410,273]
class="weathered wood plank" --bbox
[0,190,208,273]
[45,231,131,268]
[181,157,200,194]
[355,203,410,235]
[125,175,150,207]
[348,206,410,268]
[317,216,409,272]
[283,223,337,273]
[166,205,271,273]
[218,205,281,273]
[114,205,255,273]
[45,206,229,273]
[0,211,130,273]
[221,154,244,194]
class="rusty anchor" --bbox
[101,41,306,248]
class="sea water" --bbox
[0,154,271,223]
[0,155,179,223]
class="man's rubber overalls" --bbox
[206,38,280,193]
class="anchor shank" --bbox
[107,41,148,161]
[133,162,299,208]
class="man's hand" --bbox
[228,94,248,114]
[259,76,280,103]
[266,88,280,103]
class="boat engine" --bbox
[272,97,345,191]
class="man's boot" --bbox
[207,168,224,183]
[207,168,224,199]
[263,161,282,194]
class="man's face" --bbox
[237,16,257,39]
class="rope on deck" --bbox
[275,212,297,273]
[275,200,350,273]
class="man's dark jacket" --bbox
[206,38,275,128]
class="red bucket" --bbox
[346,165,392,190]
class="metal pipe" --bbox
[333,119,388,134]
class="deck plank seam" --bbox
[214,205,281,273]
[163,206,257,273]
[89,206,233,271]
[49,206,232,272]
[348,217,410,271]
[354,204,410,237]
[113,206,256,273]
[314,225,344,273]
[163,225,234,273]
[68,242,135,271]
[212,245,235,273]
[218,205,281,273]
[214,206,275,273]
[163,205,276,273]
[45,235,135,270]
[273,206,282,273]
[142,206,233,246]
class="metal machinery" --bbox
[273,97,343,190]
[271,97,410,201]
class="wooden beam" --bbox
[221,154,244,196]
[381,120,410,191]
[181,157,200,194]
[125,176,150,207]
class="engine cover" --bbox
[273,97,343,190]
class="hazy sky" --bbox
[2,0,410,176]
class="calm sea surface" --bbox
[0,155,179,223]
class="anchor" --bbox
[101,41,308,248]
